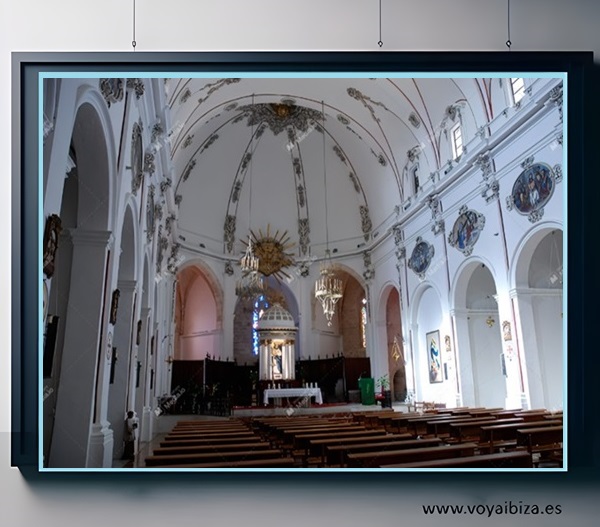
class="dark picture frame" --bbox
[42,213,61,278]
[426,330,443,384]
[10,51,594,473]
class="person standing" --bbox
[123,410,139,460]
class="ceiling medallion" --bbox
[240,102,323,136]
[246,226,296,280]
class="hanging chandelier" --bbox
[315,250,343,326]
[235,239,264,300]
[314,100,343,326]
[235,94,264,302]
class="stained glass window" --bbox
[252,295,269,355]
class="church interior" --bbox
[41,75,564,469]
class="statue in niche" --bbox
[271,343,283,377]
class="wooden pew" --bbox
[152,442,271,456]
[448,418,523,443]
[383,450,533,469]
[480,420,562,454]
[513,412,552,422]
[407,415,485,437]
[467,408,504,417]
[167,426,249,434]
[160,457,296,468]
[266,422,356,444]
[308,432,411,465]
[278,424,363,448]
[425,416,498,438]
[516,426,563,467]
[293,429,385,461]
[163,431,256,441]
[378,413,423,433]
[145,448,284,467]
[320,433,413,466]
[347,442,477,468]
[160,436,264,448]
[362,411,399,430]
[332,437,443,467]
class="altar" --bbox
[263,387,323,406]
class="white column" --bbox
[297,274,314,360]
[106,279,136,462]
[449,312,464,407]
[222,266,236,360]
[49,230,113,468]
[283,341,295,380]
[259,343,270,380]
[511,289,544,409]
[451,310,476,407]
[495,292,525,409]
[137,307,153,443]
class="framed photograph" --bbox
[426,330,443,384]
[11,51,590,473]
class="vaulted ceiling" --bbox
[164,77,499,260]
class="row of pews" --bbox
[143,406,562,468]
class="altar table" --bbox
[263,388,323,406]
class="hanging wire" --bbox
[248,94,255,234]
[378,0,383,47]
[132,0,137,51]
[321,100,329,251]
[506,0,512,51]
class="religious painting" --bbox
[502,320,512,341]
[109,289,120,325]
[42,214,62,278]
[426,330,443,383]
[506,161,562,223]
[42,281,48,321]
[407,236,435,279]
[447,206,485,256]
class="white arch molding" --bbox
[46,96,115,468]
[510,223,564,411]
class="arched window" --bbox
[252,295,269,355]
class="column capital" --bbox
[117,279,138,293]
[70,229,114,248]
[510,287,562,299]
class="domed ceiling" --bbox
[164,77,495,262]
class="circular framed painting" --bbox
[448,207,486,256]
[510,162,555,215]
[408,237,435,277]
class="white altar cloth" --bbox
[263,388,323,405]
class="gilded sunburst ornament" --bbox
[243,226,295,280]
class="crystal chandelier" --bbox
[235,239,264,300]
[235,94,264,302]
[314,101,343,326]
[315,251,343,326]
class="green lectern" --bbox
[358,377,375,405]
